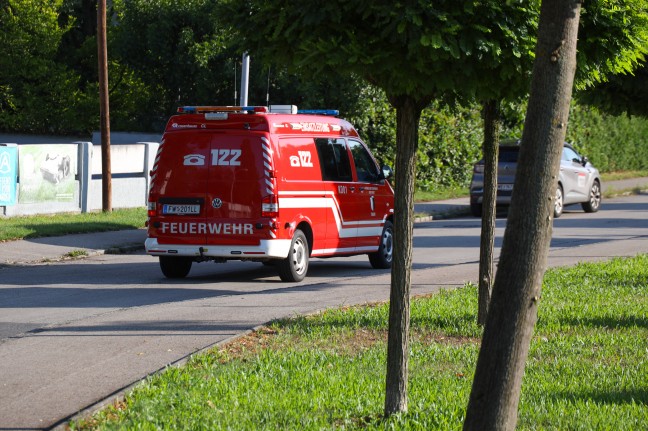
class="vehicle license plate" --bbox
[497,184,514,191]
[162,204,200,215]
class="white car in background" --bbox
[470,140,602,218]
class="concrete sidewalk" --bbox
[1,177,647,267]
[0,229,148,267]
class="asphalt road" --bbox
[1,193,647,430]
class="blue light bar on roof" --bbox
[297,109,339,116]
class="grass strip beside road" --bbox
[0,208,146,242]
[72,255,648,430]
[601,170,648,181]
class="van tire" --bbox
[369,220,394,269]
[278,230,309,282]
[159,256,192,278]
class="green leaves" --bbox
[0,0,87,133]
[221,0,540,100]
[577,0,648,89]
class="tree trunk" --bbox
[464,1,581,430]
[477,99,501,325]
[384,94,428,416]
[98,0,112,212]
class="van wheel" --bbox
[369,220,393,269]
[278,230,309,282]
[159,256,192,278]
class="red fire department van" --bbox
[145,105,395,282]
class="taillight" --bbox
[262,195,279,217]
[147,201,157,217]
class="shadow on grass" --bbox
[557,315,648,330]
[555,388,648,406]
[273,306,480,337]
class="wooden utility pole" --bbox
[97,0,112,212]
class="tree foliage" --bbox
[0,0,87,133]
[109,0,233,129]
[576,0,648,89]
[577,61,648,116]
[222,0,539,101]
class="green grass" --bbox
[414,185,470,202]
[601,170,648,181]
[71,255,648,430]
[63,249,89,258]
[0,208,147,242]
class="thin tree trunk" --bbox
[384,94,427,416]
[464,1,581,429]
[477,99,501,325]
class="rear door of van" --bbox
[150,131,210,245]
[204,133,266,246]
[149,131,268,248]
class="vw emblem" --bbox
[212,198,223,209]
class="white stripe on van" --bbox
[312,245,378,256]
[278,192,384,238]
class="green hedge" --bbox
[352,89,648,192]
[567,104,648,172]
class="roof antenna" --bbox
[240,52,250,106]
[233,61,238,105]
[266,66,271,106]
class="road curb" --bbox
[104,243,146,254]
[414,206,471,223]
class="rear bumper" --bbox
[145,237,291,259]
[470,192,513,206]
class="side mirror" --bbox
[381,165,394,180]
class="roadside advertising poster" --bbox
[0,145,18,205]
[17,144,77,204]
